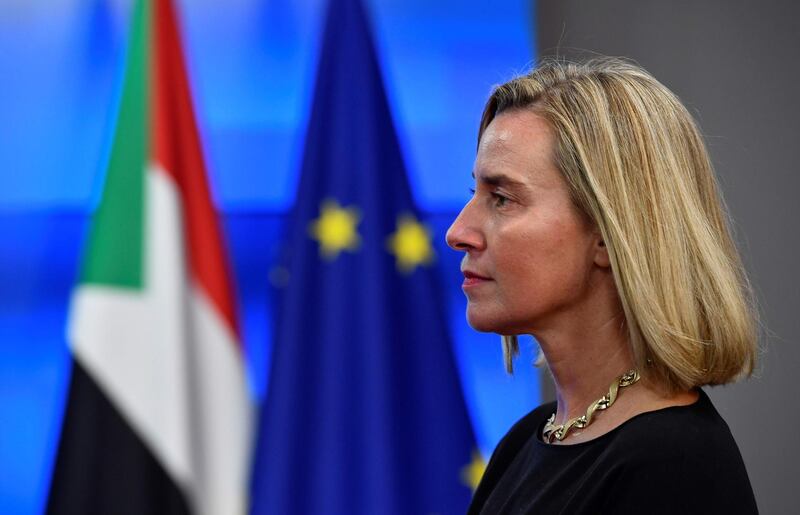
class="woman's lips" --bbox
[462,270,492,288]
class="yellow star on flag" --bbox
[386,214,434,273]
[309,199,361,260]
[460,450,487,492]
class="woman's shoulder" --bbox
[607,388,742,462]
[597,389,758,513]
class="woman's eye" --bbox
[468,187,508,207]
[491,192,509,207]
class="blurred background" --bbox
[1,0,798,513]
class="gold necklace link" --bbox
[542,369,640,443]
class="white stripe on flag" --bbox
[70,165,252,515]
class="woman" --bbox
[446,58,759,514]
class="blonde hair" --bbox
[484,58,757,392]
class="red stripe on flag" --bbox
[150,0,240,341]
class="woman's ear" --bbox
[593,235,611,268]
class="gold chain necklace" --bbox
[542,369,640,444]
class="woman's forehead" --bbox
[475,110,559,186]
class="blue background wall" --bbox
[0,1,538,513]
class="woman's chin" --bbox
[466,308,507,334]
[466,304,532,335]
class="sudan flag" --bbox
[46,1,252,514]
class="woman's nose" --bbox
[446,204,484,252]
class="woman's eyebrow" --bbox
[472,171,528,189]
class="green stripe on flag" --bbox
[81,0,151,288]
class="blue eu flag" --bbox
[249,0,479,513]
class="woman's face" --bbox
[446,109,603,335]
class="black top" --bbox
[469,389,758,514]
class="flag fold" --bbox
[249,0,478,513]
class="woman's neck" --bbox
[534,308,699,445]
[528,268,696,438]
[538,313,635,425]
